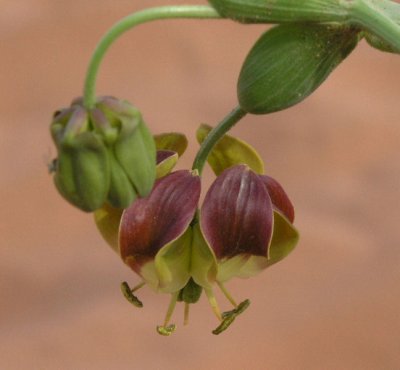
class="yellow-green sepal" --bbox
[156,151,179,179]
[93,203,123,252]
[196,124,264,176]
[190,222,218,289]
[154,132,188,157]
[139,228,192,294]
[267,210,299,267]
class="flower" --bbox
[95,128,299,335]
[190,164,298,333]
[119,170,201,294]
[119,169,201,335]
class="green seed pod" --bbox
[238,23,359,114]
[208,0,348,24]
[52,107,110,212]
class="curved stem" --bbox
[348,0,400,52]
[83,5,221,108]
[192,106,247,175]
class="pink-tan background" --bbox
[1,1,400,369]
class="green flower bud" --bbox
[208,0,348,24]
[95,97,156,198]
[51,106,110,212]
[238,23,359,114]
[90,107,137,208]
[50,96,157,212]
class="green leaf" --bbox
[196,124,264,175]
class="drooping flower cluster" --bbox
[95,128,299,335]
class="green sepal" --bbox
[114,114,156,197]
[196,124,264,176]
[177,278,203,304]
[238,23,359,114]
[54,132,110,212]
[190,222,218,289]
[93,203,123,252]
[154,133,188,157]
[138,228,192,294]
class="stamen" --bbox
[131,281,146,292]
[217,281,237,307]
[156,292,179,336]
[204,287,222,321]
[120,281,145,307]
[213,299,251,335]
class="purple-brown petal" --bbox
[201,165,273,260]
[259,175,295,223]
[119,170,200,273]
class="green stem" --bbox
[348,0,400,52]
[83,5,221,109]
[192,106,247,174]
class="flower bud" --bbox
[50,96,157,211]
[51,106,110,212]
[238,23,359,114]
[208,0,348,24]
[95,96,156,198]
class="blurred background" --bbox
[1,0,400,369]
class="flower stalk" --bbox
[83,5,221,109]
